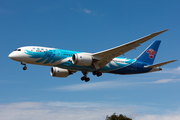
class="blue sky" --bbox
[1,0,180,120]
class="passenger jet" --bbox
[9,29,177,82]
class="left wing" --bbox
[92,29,169,68]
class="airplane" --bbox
[8,29,177,82]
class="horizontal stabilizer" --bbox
[144,60,177,68]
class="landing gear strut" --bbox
[92,62,102,77]
[21,62,27,70]
[81,72,90,82]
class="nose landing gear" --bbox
[21,62,27,70]
[23,66,27,70]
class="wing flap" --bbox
[93,29,169,68]
[144,60,177,68]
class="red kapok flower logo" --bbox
[147,49,156,59]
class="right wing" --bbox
[92,29,169,68]
[144,60,177,68]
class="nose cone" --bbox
[8,51,23,61]
[8,52,15,59]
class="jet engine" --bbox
[72,53,93,66]
[50,67,70,78]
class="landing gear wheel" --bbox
[81,76,90,82]
[85,77,90,82]
[81,76,86,81]
[93,71,102,77]
[23,66,27,70]
[93,71,97,75]
[97,72,102,77]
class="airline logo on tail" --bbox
[147,49,156,59]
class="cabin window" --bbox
[14,49,21,51]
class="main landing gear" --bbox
[92,71,102,77]
[81,72,90,82]
[81,71,102,82]
[21,62,27,70]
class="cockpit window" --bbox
[14,49,21,51]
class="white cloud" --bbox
[0,102,134,120]
[135,114,180,120]
[47,101,106,108]
[52,81,139,91]
[72,8,92,14]
[0,102,180,120]
[152,79,173,83]
[173,66,180,74]
[53,81,115,91]
[152,79,180,84]
[159,66,180,74]
[51,77,180,91]
[83,9,91,14]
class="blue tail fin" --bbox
[136,40,161,65]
